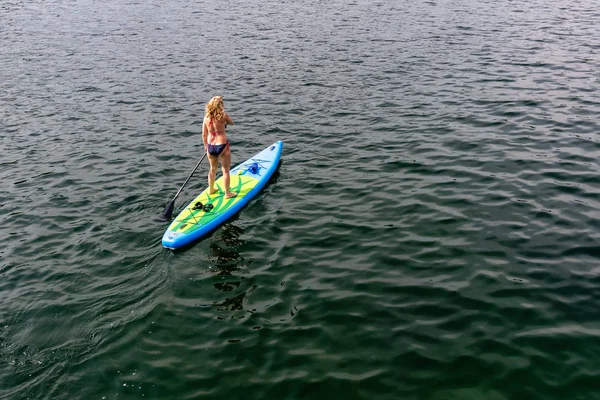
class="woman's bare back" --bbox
[203,113,234,146]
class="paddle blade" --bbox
[157,200,175,222]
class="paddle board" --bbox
[162,140,283,249]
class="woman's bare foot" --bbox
[225,192,237,199]
[208,188,219,195]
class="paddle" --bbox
[157,152,208,222]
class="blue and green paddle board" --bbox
[162,141,283,249]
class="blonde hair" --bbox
[205,96,226,120]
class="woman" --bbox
[202,96,237,198]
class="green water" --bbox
[1,0,599,399]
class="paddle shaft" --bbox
[171,152,207,203]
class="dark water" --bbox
[2,0,599,398]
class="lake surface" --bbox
[1,0,599,399]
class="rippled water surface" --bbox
[2,0,599,399]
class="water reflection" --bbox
[207,224,258,314]
[215,285,258,314]
[208,224,245,275]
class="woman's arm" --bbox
[224,112,234,125]
[202,118,208,151]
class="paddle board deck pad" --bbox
[162,140,283,250]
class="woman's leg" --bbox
[207,153,219,195]
[220,148,237,198]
